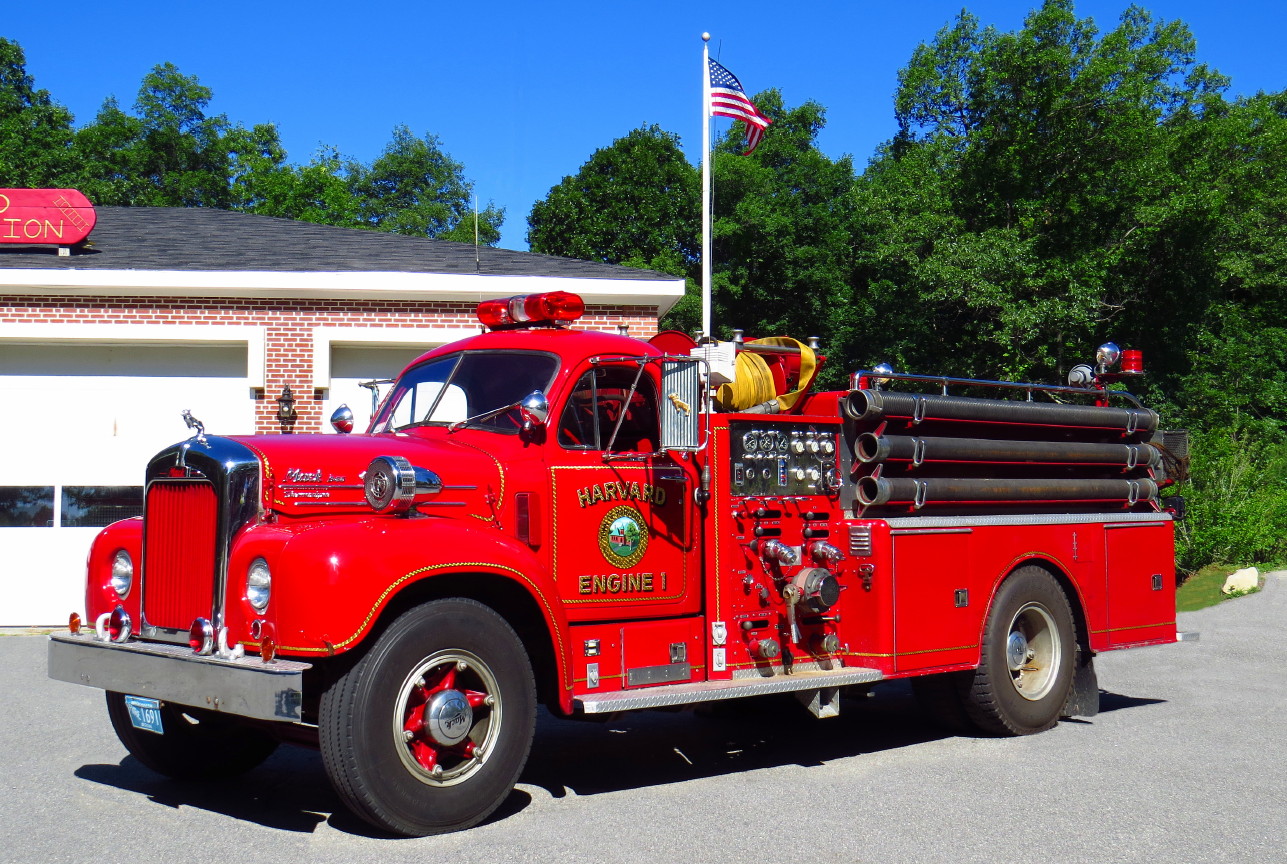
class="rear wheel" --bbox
[105,692,278,779]
[963,566,1075,735]
[320,598,536,837]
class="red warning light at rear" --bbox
[476,292,585,330]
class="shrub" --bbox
[1174,423,1287,573]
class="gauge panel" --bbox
[728,420,841,496]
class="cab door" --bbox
[546,362,702,622]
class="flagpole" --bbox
[700,32,712,342]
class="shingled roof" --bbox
[0,206,672,281]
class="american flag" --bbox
[708,58,772,155]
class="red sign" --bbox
[0,189,96,246]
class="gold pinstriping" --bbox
[451,439,506,524]
[274,561,570,687]
[548,464,690,603]
[1093,620,1176,634]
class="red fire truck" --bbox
[49,291,1187,836]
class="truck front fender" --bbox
[255,518,570,697]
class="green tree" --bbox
[710,91,857,364]
[348,125,503,244]
[0,37,75,187]
[1164,90,1287,432]
[856,1,1242,389]
[527,125,700,276]
[73,63,236,207]
[229,132,364,228]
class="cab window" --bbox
[557,366,659,452]
[377,351,558,433]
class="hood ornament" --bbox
[181,409,208,445]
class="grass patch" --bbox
[1176,563,1241,612]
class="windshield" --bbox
[375,350,559,433]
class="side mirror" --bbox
[330,404,355,434]
[518,390,549,432]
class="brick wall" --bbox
[0,294,661,433]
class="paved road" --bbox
[3,576,1284,864]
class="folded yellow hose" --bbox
[715,337,817,412]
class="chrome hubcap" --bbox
[424,690,474,747]
[393,650,500,786]
[1007,602,1061,701]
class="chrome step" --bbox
[575,666,883,714]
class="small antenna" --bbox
[474,194,480,273]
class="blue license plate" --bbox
[124,695,164,735]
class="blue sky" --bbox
[6,1,1284,250]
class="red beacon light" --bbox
[476,291,584,330]
[1120,349,1144,375]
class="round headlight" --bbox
[247,557,271,612]
[110,550,133,597]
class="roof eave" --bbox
[0,269,687,316]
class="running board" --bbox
[575,666,884,714]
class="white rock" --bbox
[1222,567,1260,594]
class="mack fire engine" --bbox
[48,290,1188,836]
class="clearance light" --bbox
[68,612,82,634]
[250,620,278,663]
[476,291,585,330]
[261,633,277,664]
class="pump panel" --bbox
[728,419,841,497]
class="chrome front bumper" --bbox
[48,633,311,722]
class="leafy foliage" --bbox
[1174,425,1287,571]
[72,63,236,208]
[0,37,74,187]
[710,91,857,357]
[528,125,699,277]
[349,125,503,244]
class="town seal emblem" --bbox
[598,505,648,568]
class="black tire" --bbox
[105,691,278,780]
[962,566,1076,736]
[319,598,537,837]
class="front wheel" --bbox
[963,566,1075,735]
[319,598,537,837]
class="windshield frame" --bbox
[372,349,561,434]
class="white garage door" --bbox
[0,342,253,625]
